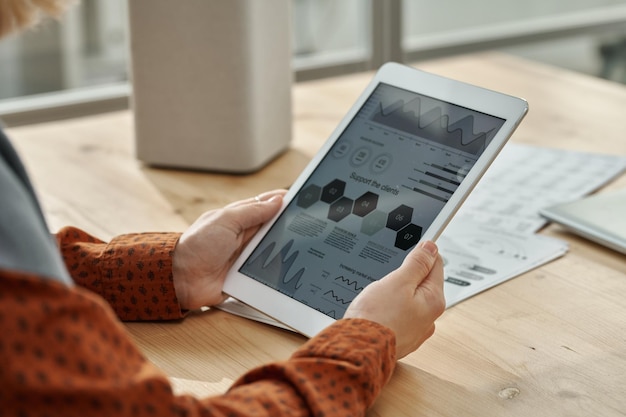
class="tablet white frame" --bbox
[223,62,528,337]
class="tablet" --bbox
[540,188,626,255]
[224,62,528,337]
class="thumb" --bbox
[394,240,439,287]
[227,195,283,231]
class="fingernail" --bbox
[255,193,274,202]
[419,240,438,256]
[266,195,282,204]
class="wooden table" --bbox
[8,53,626,416]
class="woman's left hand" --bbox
[172,189,285,310]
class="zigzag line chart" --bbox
[333,275,364,292]
[323,290,352,305]
[371,97,497,155]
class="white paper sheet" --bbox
[438,221,568,307]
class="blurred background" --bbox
[1,0,625,125]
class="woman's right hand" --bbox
[344,240,445,358]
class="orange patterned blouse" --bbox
[0,226,396,417]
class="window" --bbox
[0,0,128,100]
[402,0,626,78]
[1,0,626,126]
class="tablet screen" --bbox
[239,82,506,319]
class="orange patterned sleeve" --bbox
[0,271,396,417]
[55,226,184,321]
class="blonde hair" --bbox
[0,0,75,38]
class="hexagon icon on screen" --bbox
[297,184,321,208]
[361,210,386,236]
[353,192,379,217]
[395,223,422,250]
[328,197,353,222]
[321,179,346,203]
[386,205,413,231]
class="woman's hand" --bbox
[344,240,445,358]
[172,190,286,310]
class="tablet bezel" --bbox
[223,62,528,337]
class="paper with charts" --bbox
[454,143,626,234]
[217,144,626,328]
